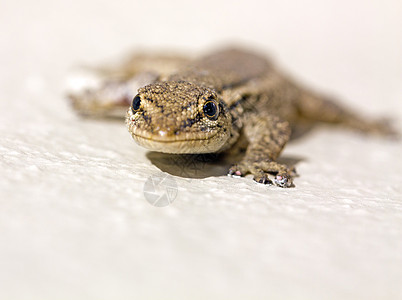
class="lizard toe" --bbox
[228,164,246,177]
[274,173,293,188]
[253,173,273,185]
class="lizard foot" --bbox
[228,160,295,188]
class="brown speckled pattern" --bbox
[127,48,396,187]
[126,81,233,154]
[70,48,397,187]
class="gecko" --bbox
[68,48,396,187]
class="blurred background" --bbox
[1,0,401,112]
[1,0,401,299]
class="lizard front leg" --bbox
[228,113,294,187]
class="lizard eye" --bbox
[203,99,219,120]
[131,95,141,113]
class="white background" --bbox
[1,0,402,299]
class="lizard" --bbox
[68,47,397,187]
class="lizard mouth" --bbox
[126,113,228,154]
[129,128,219,142]
[128,127,225,154]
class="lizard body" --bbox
[69,48,396,187]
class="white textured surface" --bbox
[1,1,402,299]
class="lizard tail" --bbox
[295,90,399,138]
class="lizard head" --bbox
[126,81,233,153]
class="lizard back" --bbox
[168,48,273,92]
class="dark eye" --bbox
[203,99,219,120]
[132,95,141,113]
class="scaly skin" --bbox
[69,48,397,187]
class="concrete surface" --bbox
[1,0,401,299]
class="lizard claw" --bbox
[253,173,273,185]
[228,160,295,187]
[274,174,293,188]
[228,164,245,177]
